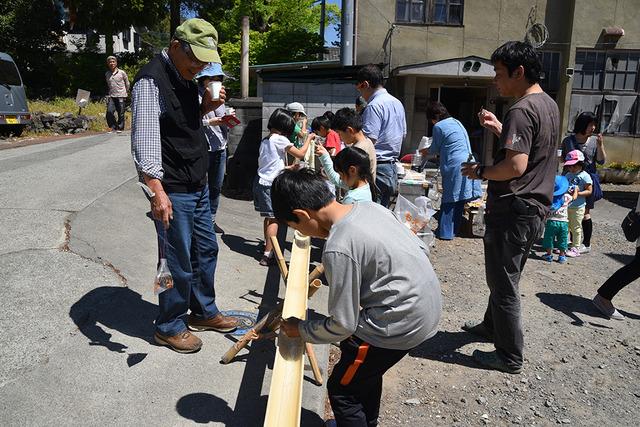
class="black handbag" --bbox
[621,209,640,242]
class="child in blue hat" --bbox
[541,175,577,263]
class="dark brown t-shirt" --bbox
[487,92,559,216]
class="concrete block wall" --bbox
[605,136,640,164]
[224,97,263,198]
[226,97,263,156]
[261,81,360,136]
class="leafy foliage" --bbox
[66,0,165,54]
[0,0,339,99]
[192,0,341,96]
[0,0,65,97]
[606,162,640,173]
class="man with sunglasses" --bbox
[131,18,238,354]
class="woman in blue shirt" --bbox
[424,101,482,240]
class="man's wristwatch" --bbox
[475,165,485,180]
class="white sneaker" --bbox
[566,247,581,258]
[579,245,591,254]
[593,294,625,320]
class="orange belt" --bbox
[340,342,370,386]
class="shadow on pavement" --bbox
[618,309,640,320]
[409,330,490,371]
[603,251,635,266]
[222,233,262,260]
[176,393,234,424]
[536,292,613,328]
[602,191,637,209]
[69,286,156,355]
[177,393,322,426]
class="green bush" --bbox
[26,98,130,134]
[606,162,640,173]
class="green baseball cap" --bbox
[174,18,221,63]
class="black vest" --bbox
[134,55,208,192]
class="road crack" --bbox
[60,215,128,286]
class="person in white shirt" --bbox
[253,108,313,265]
[105,56,129,133]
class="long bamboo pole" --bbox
[264,231,311,427]
[267,239,323,385]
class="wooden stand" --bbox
[220,238,325,387]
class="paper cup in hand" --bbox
[208,81,222,101]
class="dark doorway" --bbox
[439,87,487,162]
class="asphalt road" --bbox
[0,132,329,426]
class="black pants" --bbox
[328,336,408,427]
[106,97,126,130]
[598,247,640,300]
[481,199,542,369]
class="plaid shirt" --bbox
[131,49,184,182]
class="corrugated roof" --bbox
[250,60,341,71]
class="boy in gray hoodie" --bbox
[273,168,441,427]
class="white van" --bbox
[0,52,31,136]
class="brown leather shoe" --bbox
[154,330,202,353]
[188,313,239,333]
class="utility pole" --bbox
[340,0,355,66]
[319,0,326,48]
[241,16,250,99]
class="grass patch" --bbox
[25,98,131,135]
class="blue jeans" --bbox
[375,163,398,208]
[437,200,466,240]
[154,186,220,336]
[208,149,227,223]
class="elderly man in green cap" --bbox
[131,18,238,353]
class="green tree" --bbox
[190,0,341,96]
[66,0,165,55]
[0,0,65,97]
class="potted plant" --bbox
[598,162,640,184]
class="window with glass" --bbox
[604,51,639,92]
[0,60,22,86]
[571,49,640,135]
[396,0,463,25]
[539,51,561,98]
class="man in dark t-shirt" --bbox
[461,41,559,374]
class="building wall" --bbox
[260,81,359,136]
[558,0,640,163]
[63,27,139,54]
[224,97,263,198]
[357,0,557,69]
[357,0,640,164]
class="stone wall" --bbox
[27,112,97,134]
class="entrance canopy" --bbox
[393,56,494,79]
